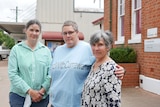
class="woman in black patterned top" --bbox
[81,30,121,107]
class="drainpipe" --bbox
[100,24,102,29]
[109,0,112,31]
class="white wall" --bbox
[140,75,160,95]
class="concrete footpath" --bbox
[0,59,160,107]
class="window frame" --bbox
[116,0,125,44]
[128,0,142,44]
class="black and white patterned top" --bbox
[81,60,121,107]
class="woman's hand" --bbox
[27,89,43,102]
[38,87,45,96]
[115,65,126,80]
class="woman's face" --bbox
[25,23,41,42]
[91,38,109,59]
[62,25,79,48]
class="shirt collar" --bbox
[18,41,45,51]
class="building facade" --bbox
[35,0,104,54]
[36,0,103,42]
[104,0,160,95]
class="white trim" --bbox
[128,38,141,44]
[128,33,141,44]
[130,0,142,44]
[115,39,125,45]
[117,0,125,43]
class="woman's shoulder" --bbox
[77,41,91,51]
[10,42,23,50]
[103,59,117,69]
[79,41,90,46]
[38,42,49,49]
[108,59,116,65]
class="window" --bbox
[116,0,125,44]
[128,0,141,44]
[135,0,141,34]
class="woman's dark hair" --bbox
[25,19,42,32]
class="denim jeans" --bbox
[9,92,49,107]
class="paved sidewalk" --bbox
[121,87,160,107]
[0,59,10,107]
[0,59,160,107]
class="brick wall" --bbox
[141,0,160,79]
[104,0,160,87]
[119,63,140,87]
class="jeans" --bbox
[9,92,49,107]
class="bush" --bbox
[110,46,137,63]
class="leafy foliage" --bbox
[110,46,137,63]
[0,29,15,49]
[0,30,6,45]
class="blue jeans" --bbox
[9,92,49,107]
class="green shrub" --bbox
[110,46,137,63]
[0,29,15,49]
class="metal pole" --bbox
[109,0,112,31]
[99,0,101,8]
[16,6,18,22]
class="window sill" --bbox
[115,40,125,45]
[128,38,141,44]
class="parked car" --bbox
[0,46,10,60]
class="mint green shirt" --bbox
[8,41,52,98]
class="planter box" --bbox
[118,63,140,87]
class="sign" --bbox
[74,0,104,12]
[144,38,160,52]
[147,28,157,38]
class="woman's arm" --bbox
[8,46,31,94]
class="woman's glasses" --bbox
[62,31,75,36]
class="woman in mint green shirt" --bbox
[8,19,52,107]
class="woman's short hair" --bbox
[62,20,78,32]
[90,30,113,49]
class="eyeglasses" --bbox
[62,31,75,36]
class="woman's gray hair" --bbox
[90,30,113,49]
[62,20,78,31]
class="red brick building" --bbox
[104,0,160,94]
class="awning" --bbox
[42,31,84,40]
[0,21,25,39]
[92,17,104,25]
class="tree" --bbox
[4,35,15,49]
[0,30,6,45]
[0,29,15,49]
